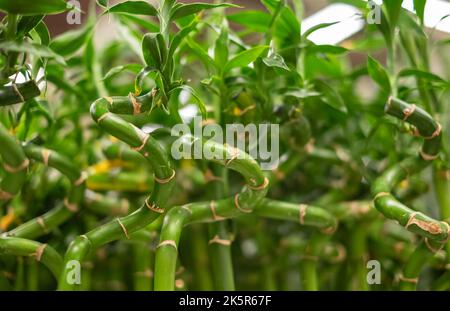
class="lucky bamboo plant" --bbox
[0,0,449,291]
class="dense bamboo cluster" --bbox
[0,0,449,291]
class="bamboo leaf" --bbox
[0,0,67,15]
[17,15,44,38]
[103,64,142,80]
[314,80,347,114]
[383,0,403,29]
[168,19,198,60]
[0,41,66,65]
[413,0,426,25]
[50,23,94,56]
[169,85,206,117]
[302,22,340,39]
[214,27,229,68]
[106,1,157,16]
[367,56,391,93]
[398,69,447,84]
[223,46,269,73]
[227,11,271,32]
[170,3,239,20]
[306,44,348,55]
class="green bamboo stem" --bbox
[84,190,130,217]
[132,241,154,291]
[399,239,444,290]
[4,144,85,239]
[0,81,41,106]
[58,92,175,290]
[299,234,328,291]
[86,171,153,192]
[186,225,213,290]
[154,197,337,290]
[0,237,62,279]
[0,123,29,207]
[208,221,235,290]
[372,97,448,243]
[208,166,235,290]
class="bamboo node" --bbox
[420,149,438,161]
[36,217,48,232]
[234,194,252,214]
[154,169,176,184]
[405,212,443,235]
[129,92,142,115]
[374,192,391,201]
[97,112,111,123]
[157,240,177,249]
[402,104,416,121]
[209,235,232,246]
[145,198,165,214]
[135,269,153,278]
[210,200,225,221]
[398,274,418,284]
[224,143,240,166]
[116,218,130,239]
[74,171,87,186]
[299,204,307,225]
[64,198,79,213]
[321,225,337,235]
[41,149,51,166]
[3,158,29,173]
[424,238,443,253]
[248,177,269,191]
[0,189,14,200]
[12,83,25,102]
[131,134,150,152]
[33,244,47,262]
[424,123,442,140]
[301,254,318,261]
[104,96,114,105]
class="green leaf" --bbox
[171,3,239,20]
[383,0,403,29]
[50,23,94,56]
[106,1,157,16]
[302,22,340,39]
[134,66,160,95]
[313,80,347,114]
[185,37,216,72]
[214,27,229,68]
[34,22,50,46]
[103,64,142,80]
[227,10,271,32]
[223,46,269,73]
[413,0,426,25]
[142,33,163,69]
[0,0,67,15]
[169,85,206,117]
[17,15,44,38]
[367,56,391,93]
[306,44,348,55]
[118,14,159,32]
[168,19,198,60]
[0,41,66,65]
[398,69,447,84]
[280,87,320,99]
[97,0,108,7]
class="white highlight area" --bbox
[301,4,364,45]
[302,0,450,45]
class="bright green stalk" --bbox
[0,237,62,279]
[58,92,175,290]
[399,239,444,290]
[299,234,328,291]
[132,240,154,291]
[0,123,29,207]
[208,166,235,290]
[372,97,448,243]
[154,197,337,290]
[4,144,85,239]
[86,171,153,193]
